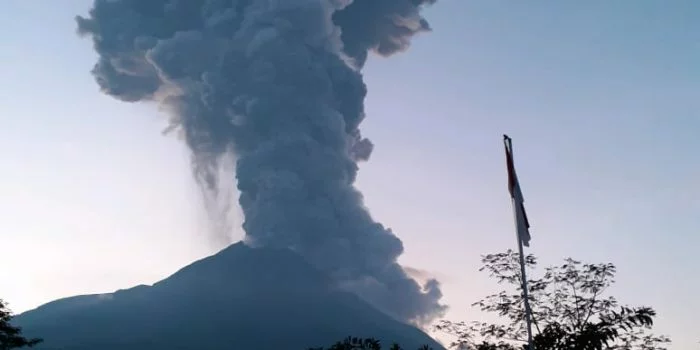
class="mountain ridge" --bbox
[16,242,444,350]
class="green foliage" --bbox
[434,251,671,350]
[309,336,433,350]
[0,299,42,350]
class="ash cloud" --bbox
[77,0,444,325]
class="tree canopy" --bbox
[0,299,41,350]
[309,336,433,350]
[435,250,670,350]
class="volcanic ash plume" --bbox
[76,0,445,325]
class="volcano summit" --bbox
[16,243,444,349]
[15,0,451,348]
[73,0,444,325]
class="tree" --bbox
[434,251,670,350]
[0,299,42,350]
[309,336,433,350]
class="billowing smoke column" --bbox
[76,0,444,325]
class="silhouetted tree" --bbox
[309,336,433,350]
[434,251,670,350]
[0,299,42,350]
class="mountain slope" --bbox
[15,242,444,350]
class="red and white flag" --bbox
[504,135,531,247]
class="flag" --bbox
[504,135,531,247]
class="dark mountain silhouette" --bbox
[15,242,444,350]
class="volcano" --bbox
[14,243,444,350]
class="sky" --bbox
[1,0,698,349]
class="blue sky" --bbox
[1,1,698,349]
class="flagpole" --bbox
[514,203,535,350]
[504,135,535,350]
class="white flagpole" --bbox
[504,135,535,350]
[514,206,535,350]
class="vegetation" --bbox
[309,336,432,350]
[435,250,670,350]
[0,299,41,350]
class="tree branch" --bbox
[566,280,582,329]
